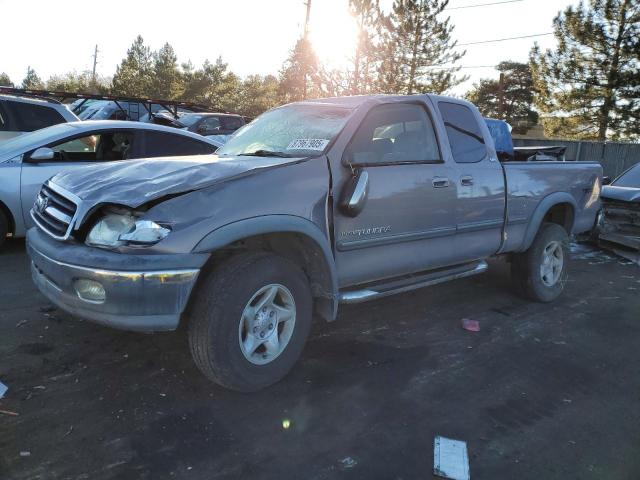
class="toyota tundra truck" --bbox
[26,95,602,391]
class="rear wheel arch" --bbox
[520,193,576,252]
[0,200,15,239]
[193,216,338,321]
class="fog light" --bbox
[74,279,106,303]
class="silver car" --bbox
[0,120,223,248]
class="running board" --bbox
[339,260,488,304]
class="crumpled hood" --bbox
[51,154,305,222]
[601,185,640,203]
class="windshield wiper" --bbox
[238,149,293,158]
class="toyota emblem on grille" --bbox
[35,194,48,213]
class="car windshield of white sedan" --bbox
[216,104,352,158]
[612,164,640,188]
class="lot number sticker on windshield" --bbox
[287,139,330,151]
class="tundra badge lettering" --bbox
[341,225,391,238]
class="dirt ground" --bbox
[1,239,639,480]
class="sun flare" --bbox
[309,3,359,69]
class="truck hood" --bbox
[601,185,640,203]
[51,154,306,220]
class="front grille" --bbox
[31,181,79,240]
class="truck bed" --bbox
[500,161,602,252]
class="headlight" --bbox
[85,210,170,248]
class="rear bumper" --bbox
[27,228,209,332]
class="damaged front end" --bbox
[597,198,640,251]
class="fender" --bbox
[193,215,339,320]
[519,192,577,252]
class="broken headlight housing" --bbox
[85,208,170,248]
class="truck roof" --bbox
[298,93,477,110]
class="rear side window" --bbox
[439,102,486,163]
[144,131,217,157]
[5,101,66,131]
[221,116,244,130]
[346,103,441,165]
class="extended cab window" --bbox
[439,102,486,163]
[6,101,66,131]
[144,131,216,156]
[48,131,134,162]
[345,103,440,165]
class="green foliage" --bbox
[236,75,280,118]
[530,0,640,141]
[150,43,183,100]
[378,0,466,95]
[112,35,153,97]
[466,61,538,134]
[278,38,322,102]
[181,57,241,112]
[21,66,44,89]
[349,0,384,94]
[0,72,13,87]
[45,71,110,94]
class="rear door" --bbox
[332,101,460,287]
[20,130,137,226]
[437,101,505,261]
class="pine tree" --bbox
[45,71,110,94]
[530,0,640,141]
[0,73,13,87]
[151,43,183,99]
[349,0,384,94]
[21,67,44,89]
[237,74,280,118]
[466,61,538,134]
[112,35,153,97]
[278,38,322,102]
[180,57,241,112]
[378,0,465,95]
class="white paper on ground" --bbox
[434,436,470,480]
[0,381,7,399]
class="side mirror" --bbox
[339,170,369,217]
[29,147,55,162]
[602,176,612,185]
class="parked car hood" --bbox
[51,154,306,221]
[601,185,640,203]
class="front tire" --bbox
[188,252,312,392]
[511,223,569,302]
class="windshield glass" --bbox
[217,103,352,157]
[612,164,640,188]
[178,114,203,127]
[0,123,75,154]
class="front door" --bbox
[20,130,135,227]
[332,102,460,288]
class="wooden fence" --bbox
[512,138,640,178]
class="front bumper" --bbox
[27,228,209,332]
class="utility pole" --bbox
[91,45,99,85]
[302,0,312,99]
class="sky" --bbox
[0,0,580,95]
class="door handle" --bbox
[432,177,450,188]
[460,175,474,186]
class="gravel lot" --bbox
[1,239,639,479]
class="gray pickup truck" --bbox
[26,95,602,391]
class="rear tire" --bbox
[188,252,312,392]
[0,211,8,250]
[511,223,569,302]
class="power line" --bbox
[444,0,524,11]
[457,32,553,46]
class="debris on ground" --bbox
[339,457,357,469]
[0,409,19,416]
[19,451,30,457]
[38,305,56,313]
[434,436,470,480]
[15,319,27,328]
[461,319,480,332]
[0,380,7,399]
